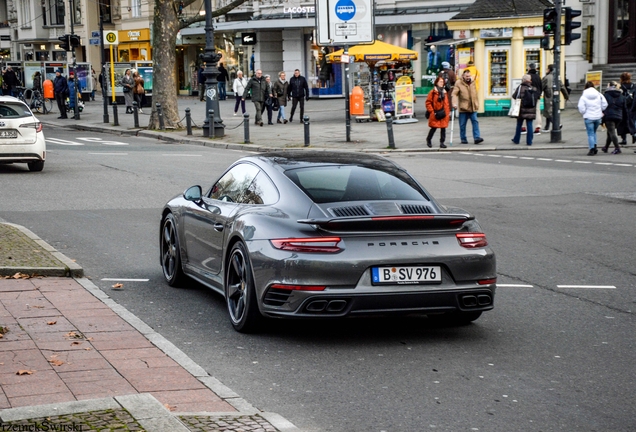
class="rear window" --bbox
[0,102,31,118]
[285,165,427,203]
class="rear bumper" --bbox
[0,152,45,163]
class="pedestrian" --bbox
[438,61,456,91]
[133,70,145,113]
[541,64,554,131]
[510,74,538,146]
[3,66,20,97]
[217,63,229,100]
[32,71,42,92]
[91,68,97,101]
[451,69,484,144]
[578,81,608,156]
[618,72,636,144]
[425,76,450,148]
[527,63,543,135]
[53,69,69,119]
[601,81,625,154]
[261,74,274,125]
[98,68,106,96]
[198,64,206,101]
[273,71,289,124]
[288,69,309,123]
[120,69,134,114]
[244,69,267,126]
[232,70,247,116]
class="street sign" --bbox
[316,0,374,45]
[89,38,100,46]
[91,31,100,38]
[104,31,118,45]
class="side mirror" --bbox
[183,185,202,201]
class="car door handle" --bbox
[214,223,224,232]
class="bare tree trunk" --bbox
[149,0,182,129]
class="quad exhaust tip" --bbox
[306,299,348,313]
[461,294,492,308]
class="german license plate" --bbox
[372,266,442,285]
[0,130,17,138]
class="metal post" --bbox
[551,0,562,143]
[133,101,139,128]
[385,113,395,149]
[201,0,225,137]
[185,108,192,135]
[156,103,165,130]
[112,101,119,126]
[344,46,351,142]
[303,115,310,147]
[208,109,215,138]
[99,12,108,123]
[68,0,79,120]
[243,112,250,143]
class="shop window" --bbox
[36,51,50,61]
[489,50,508,95]
[53,51,66,61]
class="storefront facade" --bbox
[117,29,151,62]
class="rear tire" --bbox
[27,161,44,172]
[160,213,186,287]
[225,242,261,333]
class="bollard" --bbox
[385,113,395,149]
[112,102,119,127]
[132,102,139,128]
[208,109,215,139]
[156,103,165,130]
[185,108,192,135]
[303,115,310,147]
[243,113,250,143]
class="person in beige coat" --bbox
[451,69,484,144]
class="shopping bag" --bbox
[508,99,520,118]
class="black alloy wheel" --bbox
[161,213,185,286]
[225,242,261,333]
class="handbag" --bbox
[434,108,446,120]
[122,85,130,93]
[425,111,430,119]
[271,98,280,111]
[508,86,521,117]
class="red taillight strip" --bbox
[478,278,497,285]
[270,284,326,291]
[456,233,488,248]
[371,215,434,221]
[270,237,342,253]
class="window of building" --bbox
[99,0,112,23]
[20,0,32,28]
[72,0,81,24]
[50,0,65,26]
[131,0,141,18]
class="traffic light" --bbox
[564,7,582,45]
[541,36,552,50]
[58,34,71,51]
[69,34,81,48]
[543,8,557,35]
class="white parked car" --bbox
[0,96,46,172]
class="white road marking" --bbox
[101,278,149,282]
[555,159,572,163]
[503,156,518,159]
[78,137,128,146]
[573,161,592,164]
[161,154,202,157]
[519,157,535,160]
[88,152,127,155]
[556,285,616,289]
[537,158,553,161]
[497,284,534,288]
[594,162,613,165]
[614,163,632,167]
[47,138,83,146]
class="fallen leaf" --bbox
[71,341,82,346]
[84,347,92,351]
[47,321,57,326]
[86,337,93,341]
[164,403,177,411]
[112,283,124,289]
[64,331,83,339]
[16,370,34,375]
[0,334,3,339]
[49,359,64,366]
[12,272,30,279]
[31,305,45,309]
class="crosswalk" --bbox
[462,152,635,168]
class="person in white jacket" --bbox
[232,70,248,116]
[578,81,608,155]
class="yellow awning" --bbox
[326,40,418,63]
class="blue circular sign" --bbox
[335,0,356,21]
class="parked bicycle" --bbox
[14,86,53,114]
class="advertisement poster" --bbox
[585,71,603,91]
[137,67,153,93]
[457,47,474,72]
[23,63,43,88]
[394,84,414,117]
[69,63,91,93]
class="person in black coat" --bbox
[217,63,229,100]
[602,81,626,154]
[3,66,20,97]
[527,63,543,135]
[53,69,69,119]
[511,74,538,146]
[287,69,309,123]
[618,72,636,144]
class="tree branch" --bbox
[178,0,251,29]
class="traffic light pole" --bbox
[68,0,79,120]
[99,13,109,123]
[551,0,562,143]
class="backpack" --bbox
[521,86,536,108]
[624,84,635,110]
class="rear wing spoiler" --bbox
[297,214,473,233]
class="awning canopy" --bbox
[425,37,477,46]
[327,40,418,63]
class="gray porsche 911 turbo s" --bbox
[160,151,496,332]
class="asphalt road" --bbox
[1,127,635,431]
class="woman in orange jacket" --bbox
[425,76,451,148]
